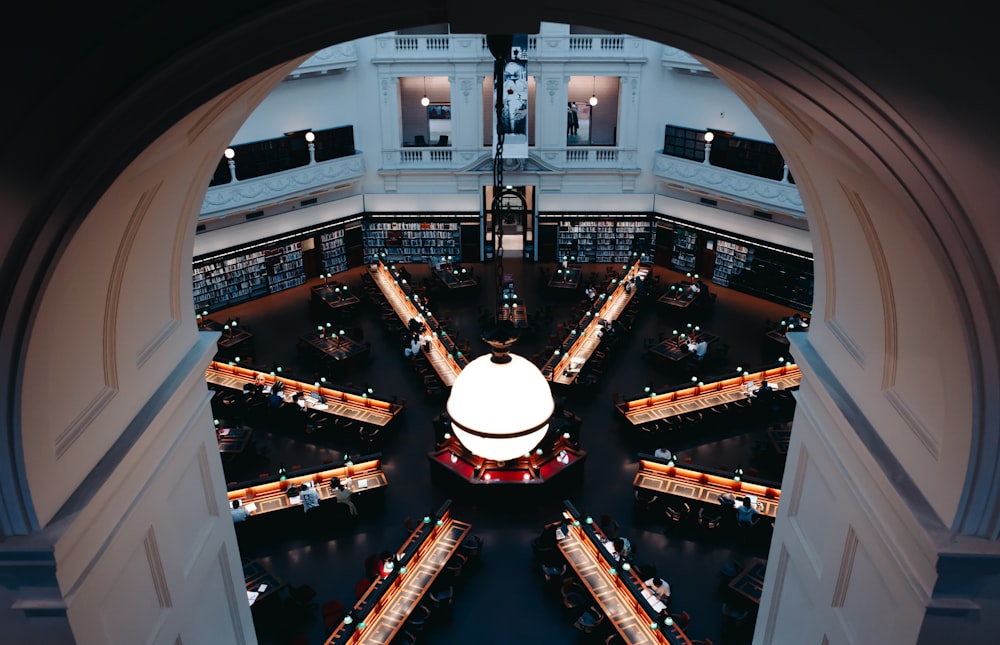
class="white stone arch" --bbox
[1,1,997,642]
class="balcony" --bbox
[288,43,360,78]
[660,46,713,75]
[652,153,804,217]
[200,154,366,219]
[371,33,644,63]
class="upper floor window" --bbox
[401,76,451,147]
[568,76,618,146]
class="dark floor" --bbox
[211,258,800,645]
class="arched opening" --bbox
[3,3,997,644]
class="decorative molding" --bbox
[144,526,172,608]
[459,78,474,102]
[884,388,940,459]
[136,320,179,369]
[761,544,791,643]
[545,78,559,101]
[827,318,866,367]
[831,525,858,607]
[55,387,117,459]
[198,444,219,517]
[653,154,805,216]
[218,546,247,645]
[842,184,897,387]
[200,155,365,218]
[288,44,358,77]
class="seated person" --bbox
[612,536,633,561]
[755,380,776,402]
[743,380,758,398]
[689,282,700,294]
[736,496,759,527]
[231,499,250,523]
[645,576,672,603]
[694,339,708,359]
[300,482,321,513]
[653,447,673,461]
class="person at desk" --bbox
[299,481,320,513]
[231,499,250,523]
[689,281,701,294]
[736,496,759,528]
[693,339,708,360]
[653,447,673,461]
[645,576,672,605]
[612,536,633,561]
[334,482,358,516]
[585,285,596,301]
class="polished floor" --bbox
[211,256,801,645]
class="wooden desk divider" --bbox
[206,361,403,427]
[557,500,692,645]
[633,456,781,518]
[227,455,387,517]
[617,363,801,426]
[325,500,471,645]
[544,260,646,384]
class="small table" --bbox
[648,330,720,362]
[243,559,285,609]
[657,286,698,309]
[298,332,370,370]
[498,304,528,328]
[432,265,478,290]
[729,557,767,605]
[311,284,361,312]
[548,267,582,290]
[217,426,253,459]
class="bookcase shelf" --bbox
[192,250,268,312]
[320,228,348,275]
[362,219,463,264]
[554,216,654,264]
[712,239,753,287]
[266,242,305,293]
[671,227,697,272]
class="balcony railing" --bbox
[200,153,366,218]
[652,153,804,217]
[371,33,643,63]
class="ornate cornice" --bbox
[653,154,804,216]
[200,155,365,218]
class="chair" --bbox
[404,603,432,633]
[540,561,567,583]
[436,134,449,146]
[670,610,692,630]
[689,640,713,645]
[573,606,605,633]
[460,535,484,560]
[321,599,345,631]
[414,135,427,146]
[428,584,454,610]
[288,583,318,609]
[721,602,751,630]
[444,552,468,581]
[561,579,589,613]
[634,487,660,512]
[699,507,723,530]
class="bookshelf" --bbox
[192,251,268,312]
[265,242,305,293]
[554,216,654,264]
[712,239,753,287]
[320,228,348,274]
[362,219,463,264]
[671,226,697,272]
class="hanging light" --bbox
[589,76,599,106]
[420,76,430,107]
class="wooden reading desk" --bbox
[428,435,585,485]
[432,264,478,290]
[617,363,801,427]
[206,361,403,428]
[227,457,387,518]
[543,261,647,384]
[368,260,467,386]
[325,501,471,645]
[298,331,370,368]
[312,284,362,312]
[555,501,692,645]
[633,457,781,519]
[647,330,720,363]
[729,557,767,606]
[548,267,582,290]
[657,285,698,310]
[243,558,285,609]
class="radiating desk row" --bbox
[617,363,801,426]
[544,260,646,384]
[633,457,781,518]
[368,260,466,386]
[325,501,471,645]
[428,435,585,485]
[556,501,692,645]
[227,457,387,518]
[206,361,403,427]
